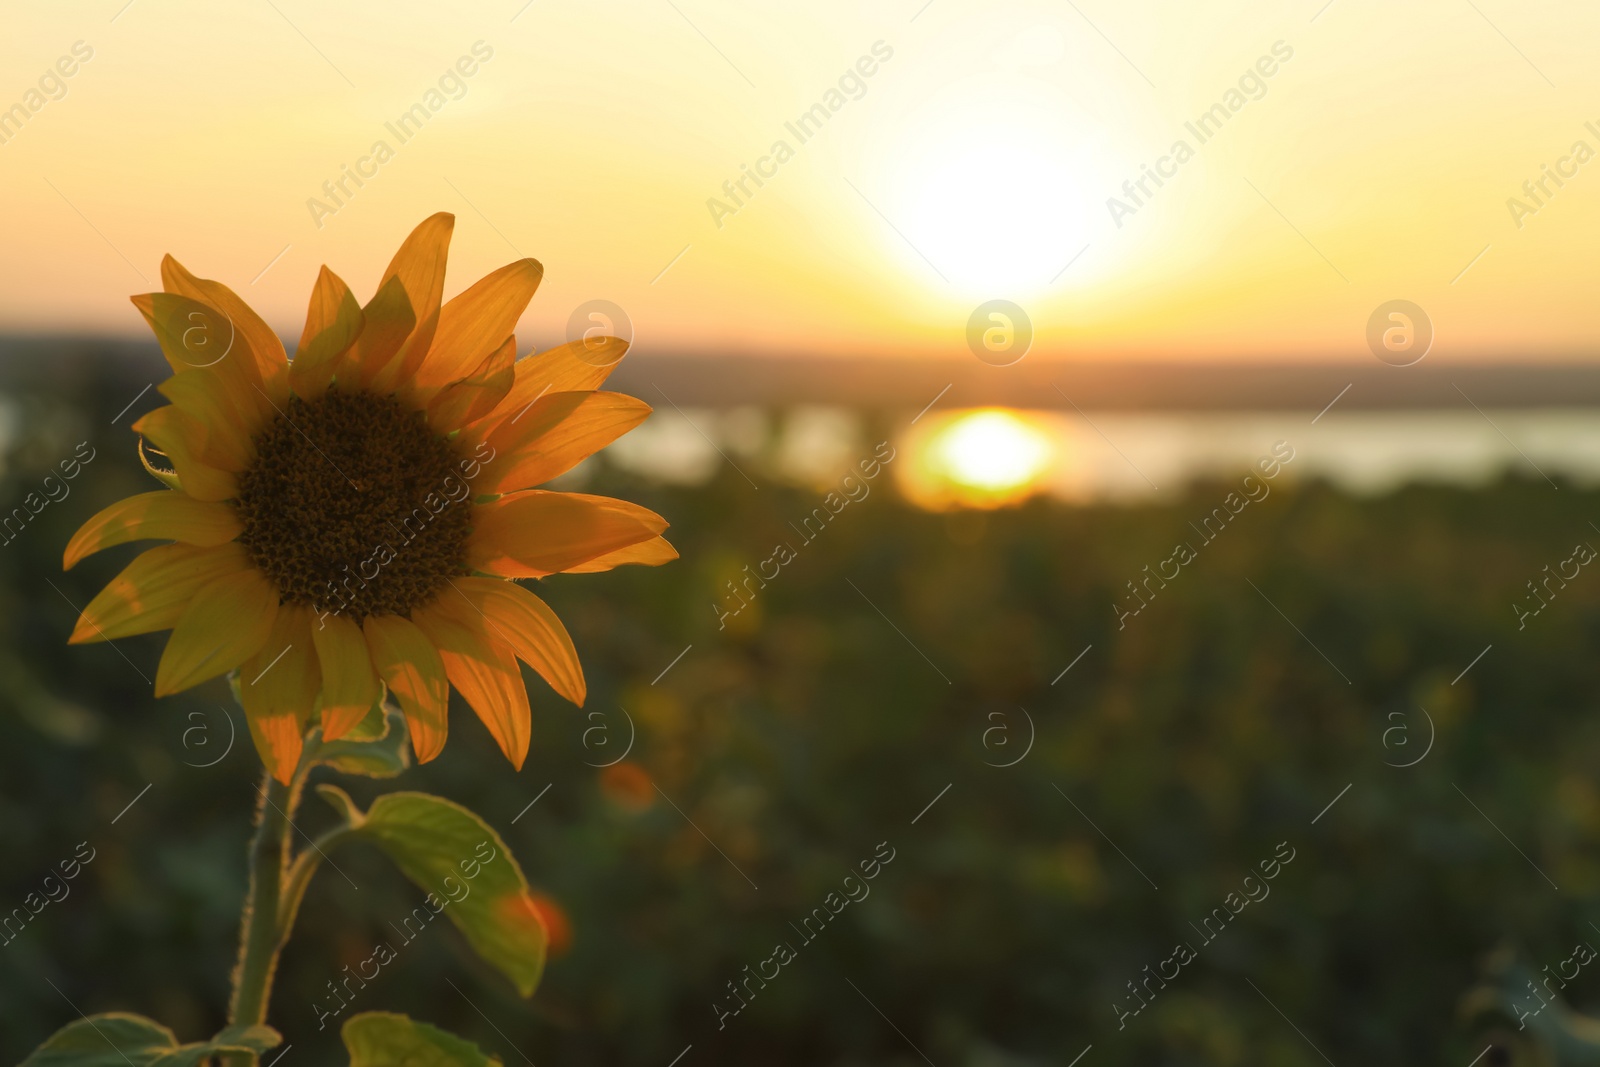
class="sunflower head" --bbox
[64,214,676,782]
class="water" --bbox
[598,405,1600,502]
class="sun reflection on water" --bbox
[901,408,1057,510]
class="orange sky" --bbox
[1,0,1597,361]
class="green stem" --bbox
[229,769,295,1031]
[224,753,342,1063]
[281,823,356,936]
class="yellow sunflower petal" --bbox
[161,254,290,407]
[478,391,651,493]
[132,406,238,502]
[154,569,280,696]
[441,577,585,706]
[561,535,679,574]
[471,337,630,435]
[413,598,532,769]
[362,613,449,763]
[465,491,664,578]
[70,542,252,644]
[312,612,382,741]
[132,292,274,437]
[460,389,583,452]
[559,491,670,532]
[158,372,254,473]
[238,603,320,784]
[417,257,543,390]
[289,265,364,401]
[346,274,417,388]
[361,212,454,390]
[64,491,243,570]
[426,334,516,433]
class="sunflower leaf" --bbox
[342,1012,503,1067]
[209,1024,283,1051]
[20,1013,280,1067]
[311,703,411,779]
[345,691,394,741]
[352,791,547,996]
[316,783,367,828]
[19,1014,177,1067]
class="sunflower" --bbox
[63,213,675,782]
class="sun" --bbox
[871,74,1108,296]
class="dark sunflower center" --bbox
[235,390,472,622]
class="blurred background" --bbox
[5,0,1600,1064]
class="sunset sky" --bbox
[2,0,1596,361]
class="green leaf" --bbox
[355,791,547,996]
[343,1012,504,1067]
[316,782,367,828]
[21,1013,280,1067]
[311,704,412,779]
[208,1024,282,1053]
[21,1015,176,1067]
[344,693,396,741]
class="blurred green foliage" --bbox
[3,349,1599,1065]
